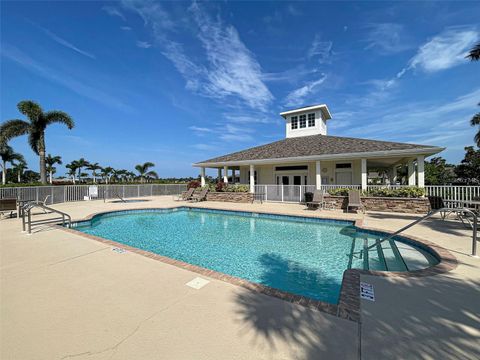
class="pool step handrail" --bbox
[364,207,478,257]
[103,188,126,203]
[21,202,72,234]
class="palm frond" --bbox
[475,130,480,148]
[471,112,480,126]
[17,100,43,120]
[467,42,480,61]
[146,171,158,179]
[28,132,41,155]
[44,110,75,129]
[0,119,30,145]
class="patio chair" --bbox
[347,190,365,213]
[191,188,209,202]
[306,190,324,210]
[178,187,195,201]
[0,198,17,219]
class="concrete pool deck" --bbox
[1,196,479,359]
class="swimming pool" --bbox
[72,207,439,304]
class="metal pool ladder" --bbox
[21,202,72,234]
[362,207,478,257]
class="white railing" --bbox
[253,184,480,203]
[0,184,187,204]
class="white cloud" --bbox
[192,143,217,151]
[121,26,132,31]
[136,41,152,49]
[102,6,126,21]
[121,1,273,112]
[31,22,95,59]
[188,2,273,111]
[308,34,333,63]
[2,45,131,112]
[363,23,412,54]
[409,27,479,72]
[189,123,254,142]
[284,74,327,106]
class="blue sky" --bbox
[1,1,479,177]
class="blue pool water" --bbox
[72,208,438,304]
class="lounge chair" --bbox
[347,190,365,213]
[306,190,324,210]
[191,188,209,202]
[0,198,17,219]
[178,187,195,201]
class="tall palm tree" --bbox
[135,162,158,183]
[65,161,79,184]
[468,45,480,146]
[12,159,28,183]
[45,154,62,184]
[75,158,90,183]
[88,162,101,183]
[101,166,113,184]
[467,42,480,61]
[0,100,74,184]
[0,144,25,185]
[471,103,480,147]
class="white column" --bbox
[417,155,425,188]
[200,167,206,187]
[223,166,228,183]
[217,168,222,181]
[408,160,416,186]
[315,160,322,190]
[361,158,367,190]
[249,164,255,193]
[232,169,236,184]
[392,166,397,184]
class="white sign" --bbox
[360,282,375,301]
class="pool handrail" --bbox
[364,207,478,257]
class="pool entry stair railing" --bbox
[21,202,72,234]
[362,207,478,258]
[103,188,126,203]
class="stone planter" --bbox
[323,195,431,214]
[206,191,253,203]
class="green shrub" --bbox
[326,186,425,198]
[365,186,425,198]
[225,184,249,192]
[327,188,350,196]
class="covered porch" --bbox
[196,155,426,193]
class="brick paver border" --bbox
[55,205,458,323]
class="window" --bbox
[299,114,307,128]
[291,116,298,129]
[275,165,308,171]
[308,113,315,127]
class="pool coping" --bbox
[55,205,458,323]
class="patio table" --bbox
[441,199,480,228]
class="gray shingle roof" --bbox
[196,134,440,164]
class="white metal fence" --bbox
[253,184,480,203]
[0,184,187,205]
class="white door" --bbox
[336,172,352,185]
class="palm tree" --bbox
[467,45,480,146]
[471,103,480,147]
[0,100,74,184]
[467,42,480,61]
[12,159,28,183]
[65,161,79,184]
[101,166,113,184]
[0,144,25,185]
[88,162,101,183]
[45,154,62,184]
[135,162,158,183]
[75,158,90,183]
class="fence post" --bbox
[281,185,284,202]
[265,185,267,202]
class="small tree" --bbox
[0,144,24,185]
[12,160,28,183]
[425,157,456,185]
[455,146,480,184]
[45,154,62,184]
[135,162,158,183]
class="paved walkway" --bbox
[1,196,479,359]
